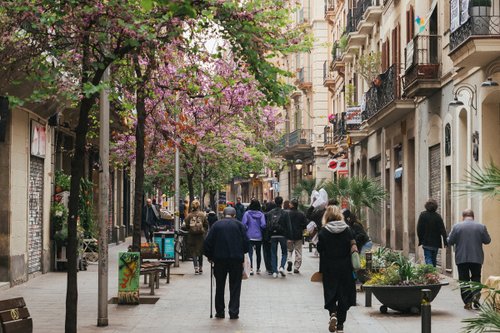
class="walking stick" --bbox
[210,262,214,318]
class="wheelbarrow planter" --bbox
[363,282,449,314]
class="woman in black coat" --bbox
[417,198,448,267]
[317,205,357,333]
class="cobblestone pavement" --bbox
[0,239,474,332]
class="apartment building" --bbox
[323,0,500,279]
[275,0,332,200]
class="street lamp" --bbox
[249,172,255,178]
[481,77,499,87]
[449,84,477,112]
[294,159,303,170]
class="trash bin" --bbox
[153,231,175,260]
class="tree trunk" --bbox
[65,95,95,333]
[209,190,216,211]
[186,171,195,205]
[131,64,147,252]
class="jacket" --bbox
[204,217,249,262]
[184,210,209,257]
[207,211,218,228]
[417,210,448,248]
[288,208,308,241]
[142,204,159,226]
[265,207,292,239]
[448,218,491,265]
[235,203,245,221]
[242,210,266,241]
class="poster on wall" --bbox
[30,120,46,158]
[450,0,460,32]
[118,252,140,305]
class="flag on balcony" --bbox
[416,0,438,34]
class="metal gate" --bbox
[429,144,442,266]
[28,157,44,274]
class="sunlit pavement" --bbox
[0,239,473,332]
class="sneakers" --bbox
[250,269,254,276]
[279,267,286,277]
[464,302,472,310]
[256,269,261,274]
[328,314,337,332]
[293,269,300,274]
[267,271,273,275]
[199,267,203,274]
[194,267,200,275]
[287,261,293,272]
[337,324,344,332]
[273,272,278,278]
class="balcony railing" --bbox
[362,64,402,121]
[348,0,381,32]
[404,35,441,89]
[346,10,356,34]
[324,0,335,14]
[323,61,334,81]
[296,67,312,90]
[450,13,500,52]
[275,128,313,153]
[324,113,361,145]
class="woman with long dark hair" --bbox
[242,199,266,275]
[317,205,357,333]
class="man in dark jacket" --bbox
[235,196,245,221]
[286,198,308,274]
[142,198,160,242]
[266,196,292,278]
[416,199,448,267]
[204,206,249,319]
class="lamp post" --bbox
[294,159,303,170]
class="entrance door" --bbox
[28,157,44,274]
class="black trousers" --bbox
[457,262,482,304]
[214,259,243,316]
[142,224,154,243]
[262,241,272,272]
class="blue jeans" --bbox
[361,240,373,255]
[270,237,288,273]
[423,247,438,267]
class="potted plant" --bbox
[54,170,71,193]
[362,248,448,314]
[328,113,336,124]
[469,0,491,35]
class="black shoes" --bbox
[229,314,239,319]
[215,313,225,319]
[287,261,292,272]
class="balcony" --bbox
[449,4,500,68]
[324,112,364,153]
[274,128,313,159]
[331,44,345,76]
[403,35,441,98]
[323,61,335,90]
[296,67,313,91]
[346,10,365,48]
[355,0,382,35]
[362,64,414,128]
[325,0,335,23]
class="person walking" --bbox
[266,196,292,278]
[417,199,448,267]
[204,206,249,320]
[286,198,308,274]
[242,199,266,275]
[179,199,186,223]
[184,200,209,275]
[343,209,372,255]
[142,198,160,243]
[235,197,245,221]
[448,209,491,309]
[317,205,357,333]
[306,189,329,255]
[262,201,276,274]
[206,208,218,228]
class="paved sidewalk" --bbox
[0,239,474,332]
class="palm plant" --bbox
[323,176,386,219]
[292,178,325,211]
[456,163,500,200]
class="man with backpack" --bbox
[266,196,292,278]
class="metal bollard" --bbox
[421,289,432,333]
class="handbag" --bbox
[242,253,251,280]
[351,251,361,271]
[310,271,323,282]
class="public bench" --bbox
[0,297,33,333]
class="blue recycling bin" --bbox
[153,231,175,260]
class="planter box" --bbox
[363,282,449,314]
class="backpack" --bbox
[268,209,284,236]
[189,215,205,234]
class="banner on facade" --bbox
[118,252,140,305]
[30,120,46,158]
[345,106,362,125]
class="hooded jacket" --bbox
[242,210,266,241]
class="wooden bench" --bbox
[140,262,163,295]
[0,297,32,333]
